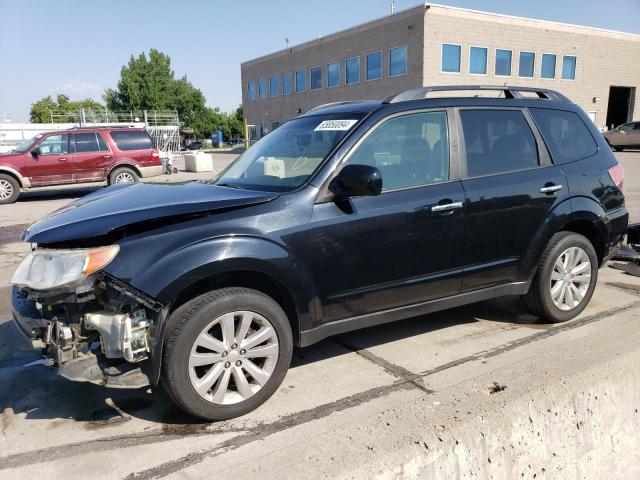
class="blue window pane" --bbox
[366,51,382,80]
[282,72,292,95]
[270,76,279,96]
[259,79,267,99]
[389,45,407,76]
[311,66,322,90]
[328,62,340,87]
[541,54,556,79]
[495,49,512,76]
[519,52,535,78]
[442,44,461,73]
[346,57,360,84]
[562,56,576,80]
[247,81,256,101]
[295,70,306,93]
[469,47,487,74]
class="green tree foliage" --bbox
[30,94,103,123]
[104,49,207,128]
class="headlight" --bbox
[10,245,119,290]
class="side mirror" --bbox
[330,164,382,199]
[31,147,41,157]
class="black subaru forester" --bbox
[11,86,628,420]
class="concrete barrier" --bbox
[184,152,214,172]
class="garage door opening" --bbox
[606,86,635,128]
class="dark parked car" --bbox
[11,86,628,420]
[186,140,204,150]
[0,127,162,204]
[603,121,640,151]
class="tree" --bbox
[104,49,207,127]
[30,94,103,123]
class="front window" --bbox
[259,79,268,99]
[38,134,69,155]
[13,134,42,153]
[282,72,292,95]
[215,114,363,192]
[328,62,340,87]
[442,44,461,73]
[519,52,535,78]
[270,76,279,97]
[469,47,487,75]
[366,52,382,80]
[541,54,556,79]
[562,56,576,80]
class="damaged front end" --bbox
[11,246,164,389]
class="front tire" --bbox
[0,174,20,204]
[523,232,598,323]
[162,288,293,421]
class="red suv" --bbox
[0,127,162,204]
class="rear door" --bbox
[71,132,113,182]
[457,108,567,291]
[22,133,73,186]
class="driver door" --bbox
[23,133,74,186]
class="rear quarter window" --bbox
[529,108,598,164]
[109,130,154,151]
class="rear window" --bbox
[74,132,109,153]
[110,130,154,151]
[529,108,597,164]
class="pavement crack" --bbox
[332,338,433,393]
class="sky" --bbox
[1,0,639,123]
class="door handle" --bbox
[539,184,563,194]
[431,201,463,213]
[103,154,112,158]
[58,157,68,162]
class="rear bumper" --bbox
[139,165,163,178]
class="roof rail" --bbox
[69,125,140,130]
[306,101,361,113]
[383,85,570,103]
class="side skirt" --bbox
[299,281,531,347]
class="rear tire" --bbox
[0,174,20,204]
[162,287,293,421]
[109,167,139,184]
[522,232,598,323]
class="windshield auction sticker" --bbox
[314,119,358,131]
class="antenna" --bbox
[390,0,396,14]
[285,37,290,49]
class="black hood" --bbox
[22,182,279,244]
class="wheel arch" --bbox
[107,162,142,182]
[0,167,25,188]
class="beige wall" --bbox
[241,6,425,125]
[423,6,640,129]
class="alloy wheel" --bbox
[188,310,279,405]
[550,246,591,311]
[114,172,135,183]
[0,179,14,200]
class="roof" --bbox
[299,100,382,117]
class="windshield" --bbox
[215,114,364,191]
[13,134,42,153]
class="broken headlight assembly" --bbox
[10,245,119,290]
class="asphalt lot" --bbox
[0,150,639,478]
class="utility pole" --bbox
[390,0,396,14]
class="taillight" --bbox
[151,150,160,160]
[608,163,624,192]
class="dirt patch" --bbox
[0,224,29,246]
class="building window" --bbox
[295,69,306,93]
[346,57,360,84]
[469,46,487,75]
[389,45,408,77]
[270,75,279,96]
[328,62,340,87]
[519,51,535,78]
[282,72,292,95]
[541,54,556,79]
[311,65,322,90]
[562,55,576,80]
[495,49,512,76]
[259,78,267,99]
[366,52,382,80]
[442,43,461,73]
[247,81,256,101]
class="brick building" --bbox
[241,3,640,132]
